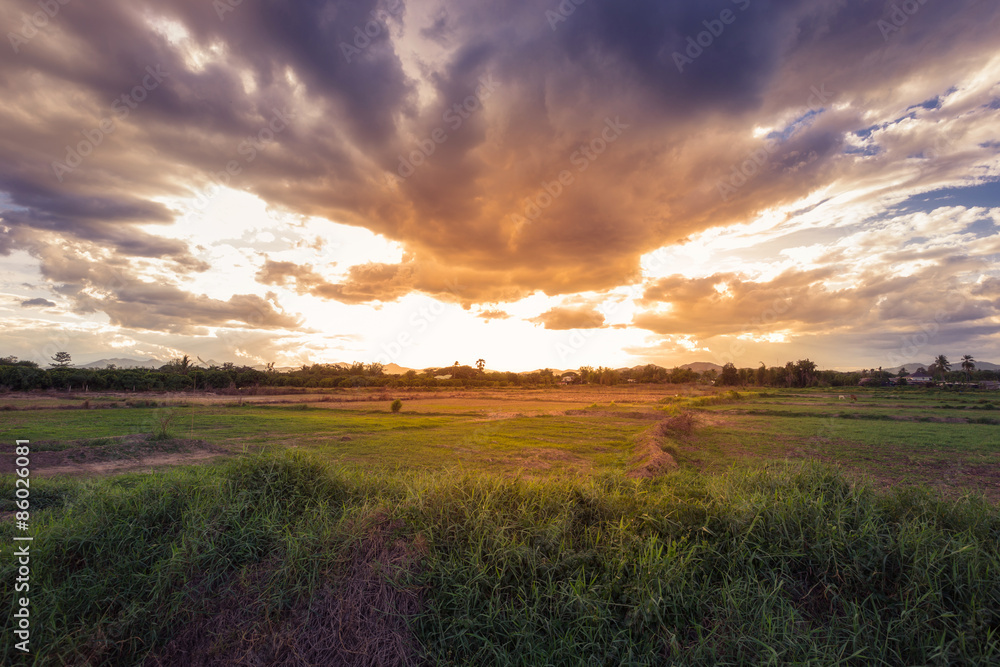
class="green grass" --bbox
[2,387,999,662]
[642,388,999,497]
[0,405,651,477]
[1,453,998,665]
[3,385,997,492]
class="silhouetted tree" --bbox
[50,351,72,368]
[796,359,817,387]
[718,363,739,386]
[961,354,975,381]
[933,355,951,381]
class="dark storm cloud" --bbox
[69,275,302,335]
[1,207,195,261]
[635,261,997,340]
[0,0,418,328]
[19,247,303,334]
[21,297,55,308]
[1,0,998,324]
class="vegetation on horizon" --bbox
[2,352,996,394]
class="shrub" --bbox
[391,399,403,413]
[152,411,176,440]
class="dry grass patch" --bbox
[0,434,229,477]
[652,411,696,437]
[148,521,426,667]
[628,420,681,479]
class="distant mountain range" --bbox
[77,357,292,371]
[679,362,723,373]
[78,357,164,369]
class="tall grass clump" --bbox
[404,463,1000,665]
[0,453,382,664]
[1,454,998,665]
[151,410,177,441]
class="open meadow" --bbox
[1,385,999,664]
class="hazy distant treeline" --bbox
[711,360,999,388]
[0,359,566,391]
[1,356,995,393]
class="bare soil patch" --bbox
[0,434,229,477]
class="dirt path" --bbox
[0,434,230,478]
[28,449,229,477]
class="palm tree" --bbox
[934,354,951,381]
[961,354,975,381]
[476,359,486,372]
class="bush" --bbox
[152,410,176,440]
[391,399,403,413]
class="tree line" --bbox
[1,353,995,393]
[0,355,562,392]
[713,354,997,388]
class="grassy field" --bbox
[1,385,998,664]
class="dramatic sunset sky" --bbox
[1,0,998,371]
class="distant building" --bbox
[560,372,579,384]
[905,373,934,385]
